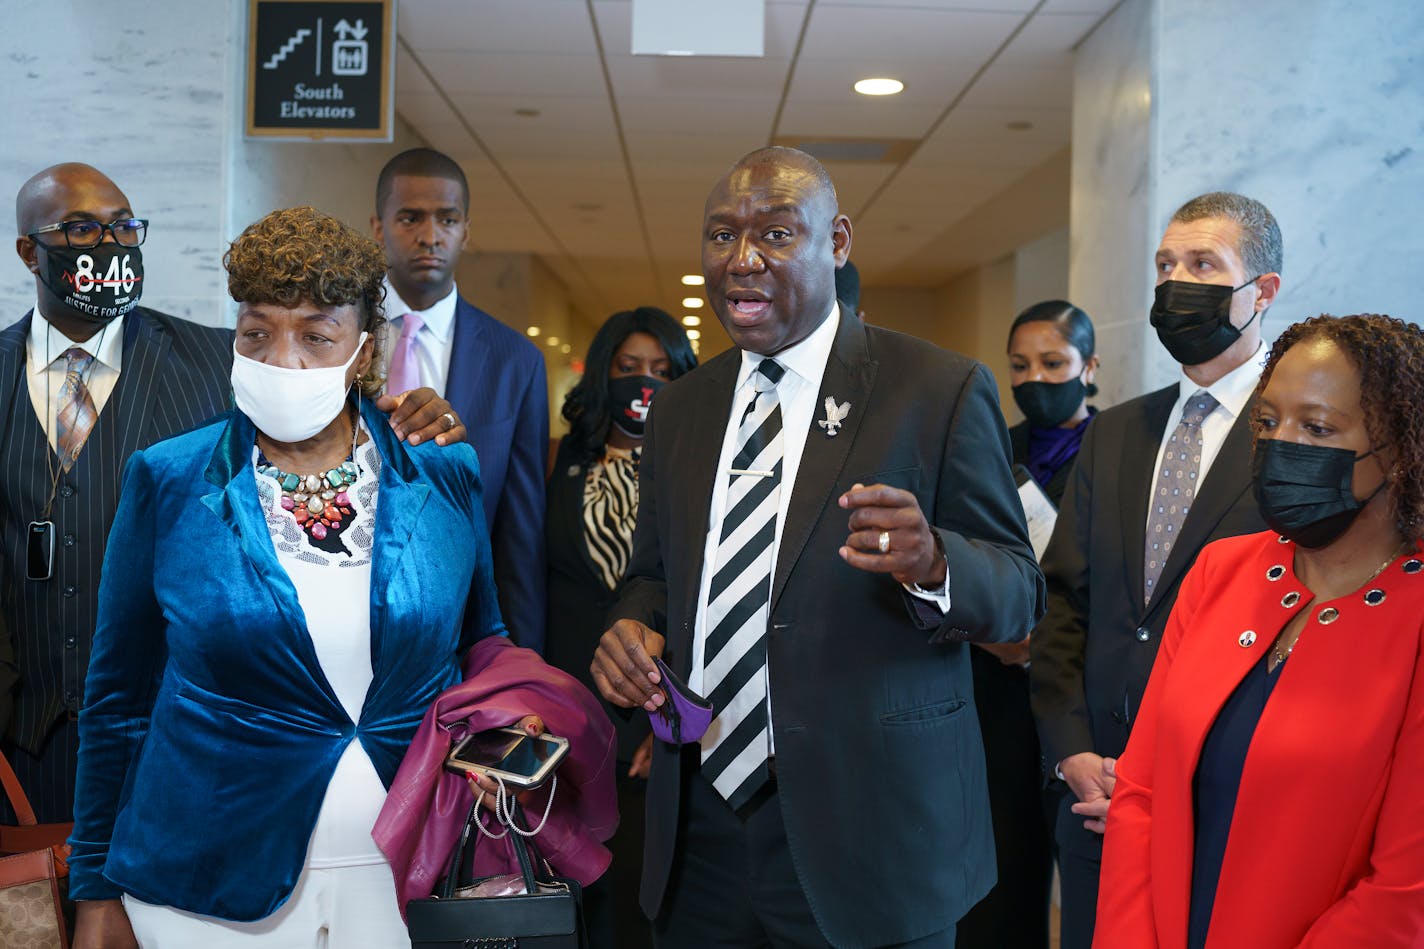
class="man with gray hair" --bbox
[1030,192,1282,948]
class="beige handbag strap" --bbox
[0,748,39,827]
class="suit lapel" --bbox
[199,411,310,644]
[1121,386,1177,613]
[667,351,738,668]
[1148,404,1256,613]
[109,309,173,468]
[363,398,431,675]
[443,297,486,410]
[771,308,874,610]
[0,315,31,454]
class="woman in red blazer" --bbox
[1096,314,1424,948]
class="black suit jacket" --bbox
[0,308,233,750]
[1029,384,1266,766]
[613,310,1044,948]
[1008,419,1077,507]
[543,435,648,762]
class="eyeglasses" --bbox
[28,218,148,249]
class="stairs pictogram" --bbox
[263,28,313,69]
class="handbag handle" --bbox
[0,749,39,826]
[439,800,542,899]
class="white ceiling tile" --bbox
[400,0,594,54]
[777,99,942,139]
[477,123,624,160]
[448,94,615,132]
[605,53,792,99]
[996,12,1102,66]
[615,95,780,134]
[624,129,768,164]
[1040,0,1119,14]
[416,51,606,96]
[799,5,1022,61]
[593,1,809,60]
[396,44,436,95]
[958,62,1074,110]
[396,91,458,127]
[784,57,979,105]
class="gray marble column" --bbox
[1071,0,1424,403]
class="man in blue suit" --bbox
[372,149,549,652]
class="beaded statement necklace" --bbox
[256,413,364,553]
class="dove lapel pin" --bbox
[817,396,851,437]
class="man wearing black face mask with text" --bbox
[1029,192,1280,949]
[0,163,466,828]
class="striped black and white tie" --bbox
[700,357,785,809]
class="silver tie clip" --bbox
[728,468,775,478]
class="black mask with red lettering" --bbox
[608,375,663,438]
[35,243,144,325]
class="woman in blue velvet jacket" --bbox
[67,207,529,948]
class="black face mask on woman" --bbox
[1013,378,1086,430]
[1150,278,1258,366]
[1252,438,1385,548]
[608,374,663,438]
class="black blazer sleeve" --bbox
[914,363,1046,645]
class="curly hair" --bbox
[1257,314,1424,541]
[224,206,388,395]
[561,307,697,466]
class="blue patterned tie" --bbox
[1143,390,1218,604]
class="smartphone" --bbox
[27,520,53,581]
[445,726,570,791]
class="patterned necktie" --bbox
[1143,389,1218,604]
[56,347,98,472]
[386,312,424,394]
[699,358,785,809]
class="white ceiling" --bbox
[394,0,1116,329]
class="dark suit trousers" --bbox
[956,653,1053,949]
[1054,788,1103,949]
[653,771,955,949]
[1,718,78,824]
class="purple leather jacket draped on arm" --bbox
[373,635,619,912]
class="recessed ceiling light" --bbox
[527,326,541,337]
[681,275,704,286]
[1006,120,1033,131]
[854,77,904,97]
[546,336,560,347]
[681,297,703,308]
[561,344,571,354]
[682,315,701,327]
[514,108,541,118]
[686,329,702,340]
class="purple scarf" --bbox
[1027,412,1093,489]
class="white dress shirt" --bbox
[1144,343,1265,528]
[687,306,949,738]
[380,279,459,396]
[25,304,125,451]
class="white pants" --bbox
[123,862,408,948]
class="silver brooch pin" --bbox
[817,396,850,437]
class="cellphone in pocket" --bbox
[27,520,54,581]
[445,726,570,791]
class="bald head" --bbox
[16,163,131,236]
[700,146,852,355]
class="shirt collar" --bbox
[382,278,458,344]
[735,300,840,392]
[27,302,125,373]
[1177,341,1264,420]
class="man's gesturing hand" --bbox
[592,619,667,712]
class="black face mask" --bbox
[1252,438,1385,549]
[1150,278,1258,366]
[608,375,663,438]
[35,242,144,325]
[1013,378,1087,430]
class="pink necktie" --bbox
[386,312,424,394]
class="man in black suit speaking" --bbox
[592,147,1043,948]
[1028,192,1281,948]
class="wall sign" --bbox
[246,0,395,141]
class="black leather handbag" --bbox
[406,800,587,949]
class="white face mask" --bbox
[231,332,369,444]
